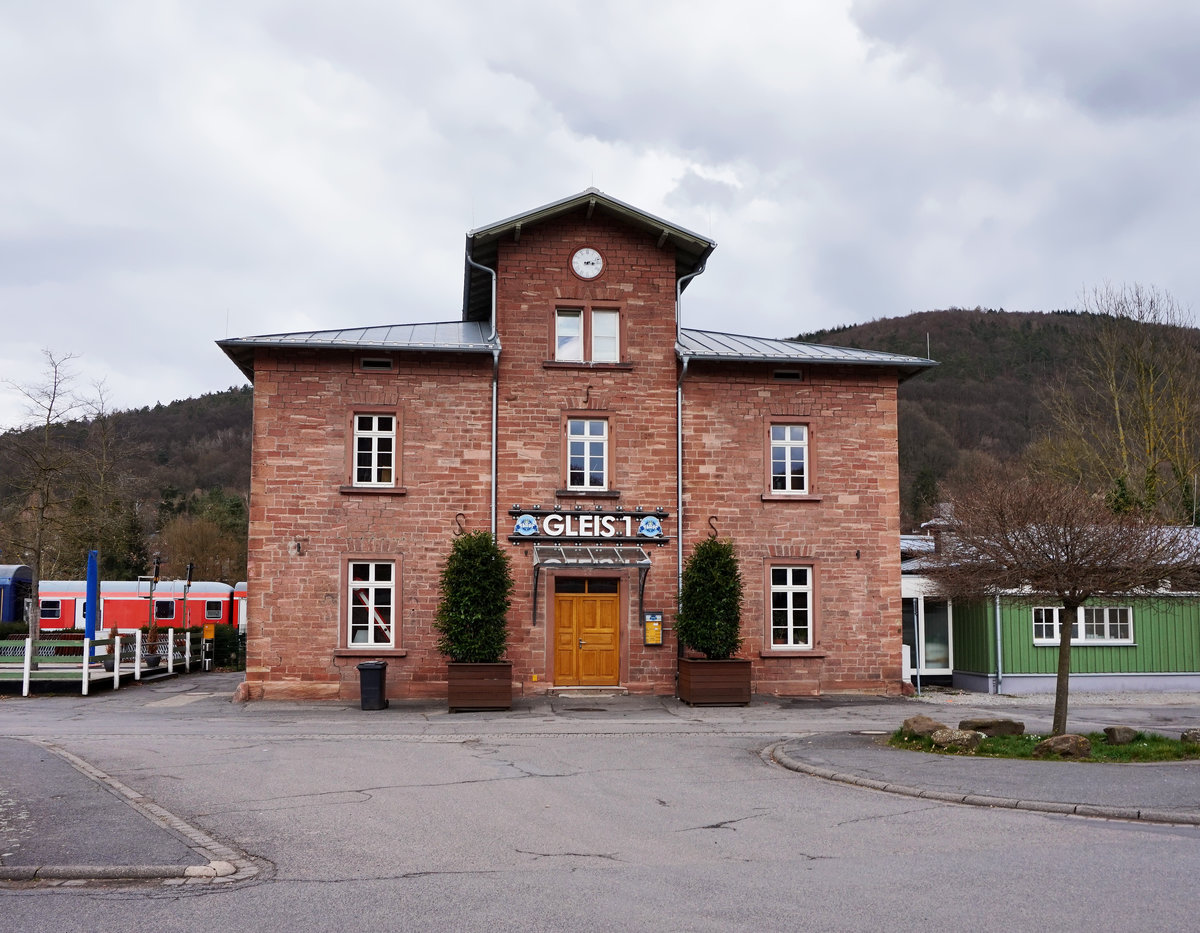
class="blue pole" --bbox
[86,550,99,656]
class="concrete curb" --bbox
[768,742,1200,827]
[0,742,263,887]
[0,860,239,882]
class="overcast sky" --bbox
[3,1,1199,429]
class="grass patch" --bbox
[890,729,1200,762]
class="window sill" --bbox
[339,485,408,496]
[760,650,826,658]
[556,489,622,499]
[760,493,823,503]
[543,361,634,371]
[1033,642,1136,648]
[334,648,409,657]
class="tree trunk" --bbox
[1051,602,1079,735]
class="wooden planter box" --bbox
[447,662,513,712]
[677,657,752,706]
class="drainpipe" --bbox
[676,355,690,602]
[994,593,1003,695]
[675,264,705,663]
[465,250,500,537]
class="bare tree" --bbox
[924,464,1200,735]
[0,351,85,636]
[1039,284,1200,521]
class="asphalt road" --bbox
[2,674,1198,932]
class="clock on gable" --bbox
[570,247,604,279]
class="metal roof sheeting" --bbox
[217,321,497,380]
[218,322,935,382]
[677,328,935,379]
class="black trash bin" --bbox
[357,660,388,710]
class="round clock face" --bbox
[571,247,604,279]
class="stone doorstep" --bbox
[545,686,630,698]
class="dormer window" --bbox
[555,307,620,363]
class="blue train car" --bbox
[0,565,33,624]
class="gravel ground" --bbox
[910,686,1198,707]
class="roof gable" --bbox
[462,188,716,323]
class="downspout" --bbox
[675,264,706,662]
[465,250,499,537]
[994,593,1003,695]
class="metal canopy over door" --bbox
[554,578,619,686]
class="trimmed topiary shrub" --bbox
[676,537,744,660]
[434,531,514,664]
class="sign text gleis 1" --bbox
[507,506,669,543]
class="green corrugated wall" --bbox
[953,595,1200,676]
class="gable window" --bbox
[591,310,619,362]
[1032,606,1133,645]
[770,424,809,494]
[556,310,584,361]
[769,565,812,649]
[354,414,395,487]
[567,418,609,490]
[349,561,395,647]
[555,308,620,363]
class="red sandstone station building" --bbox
[219,189,934,702]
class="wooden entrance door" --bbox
[553,578,620,686]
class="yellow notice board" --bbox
[643,612,663,646]
[203,624,215,639]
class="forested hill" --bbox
[797,309,1112,529]
[4,306,1178,575]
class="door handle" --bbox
[578,639,586,648]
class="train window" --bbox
[41,599,61,620]
[205,600,223,620]
[154,600,176,620]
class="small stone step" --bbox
[546,686,629,698]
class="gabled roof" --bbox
[217,321,497,381]
[463,188,717,324]
[678,328,936,380]
[218,321,937,382]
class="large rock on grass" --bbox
[931,728,984,752]
[902,714,949,737]
[958,717,1024,737]
[1033,734,1092,759]
[1181,729,1200,745]
[1103,726,1138,745]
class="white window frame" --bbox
[555,307,620,363]
[591,309,619,362]
[154,599,176,621]
[567,418,609,491]
[40,599,61,620]
[348,561,395,648]
[769,565,812,650]
[205,600,223,620]
[1032,606,1134,646]
[770,424,809,494]
[353,414,396,488]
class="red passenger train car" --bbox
[37,580,246,632]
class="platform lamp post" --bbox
[147,556,161,658]
[184,562,193,622]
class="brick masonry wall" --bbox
[240,204,905,700]
[681,363,904,695]
[243,349,494,700]
[493,210,681,694]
